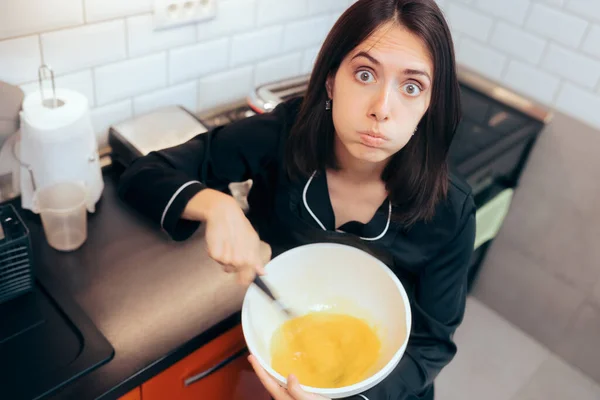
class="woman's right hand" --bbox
[184,189,270,285]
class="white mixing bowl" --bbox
[241,243,412,398]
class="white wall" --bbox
[439,0,600,130]
[0,0,349,146]
[0,0,599,148]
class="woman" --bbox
[118,0,475,399]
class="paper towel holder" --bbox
[19,69,105,214]
[11,137,36,191]
[10,64,59,193]
[38,64,64,109]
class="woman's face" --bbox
[327,22,434,165]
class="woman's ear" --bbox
[325,75,334,99]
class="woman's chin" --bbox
[348,144,391,164]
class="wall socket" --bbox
[153,0,217,30]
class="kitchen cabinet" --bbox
[141,324,270,400]
[119,387,141,400]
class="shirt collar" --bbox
[302,171,392,240]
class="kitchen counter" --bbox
[18,165,249,399]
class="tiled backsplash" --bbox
[1,0,600,148]
[441,0,600,129]
[0,0,349,146]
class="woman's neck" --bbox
[331,136,387,183]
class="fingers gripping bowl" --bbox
[241,243,412,399]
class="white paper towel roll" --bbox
[19,88,104,213]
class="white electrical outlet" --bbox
[153,0,217,30]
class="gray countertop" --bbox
[27,166,248,399]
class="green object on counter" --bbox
[474,188,514,250]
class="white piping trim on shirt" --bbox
[160,180,202,230]
[357,395,370,400]
[302,171,391,241]
[302,172,328,231]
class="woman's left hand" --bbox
[248,355,331,400]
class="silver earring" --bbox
[325,99,332,110]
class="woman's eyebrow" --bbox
[352,51,381,65]
[404,69,431,83]
[352,51,431,82]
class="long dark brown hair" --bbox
[285,0,461,226]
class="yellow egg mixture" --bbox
[270,312,381,388]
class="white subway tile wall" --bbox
[196,0,256,42]
[308,0,349,15]
[197,65,254,111]
[84,0,153,23]
[90,99,132,146]
[457,38,507,80]
[0,0,83,40]
[489,22,547,64]
[0,36,41,84]
[301,46,320,75]
[541,44,600,89]
[230,25,284,66]
[446,2,494,40]
[256,0,307,26]
[582,25,600,59]
[504,61,561,104]
[1,0,600,145]
[330,10,344,26]
[474,0,532,26]
[169,38,230,84]
[133,81,198,116]
[540,0,565,6]
[94,52,167,105]
[127,15,196,58]
[41,20,127,75]
[254,52,302,86]
[283,16,331,52]
[525,3,589,48]
[565,0,600,23]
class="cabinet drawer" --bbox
[118,387,141,400]
[142,324,270,400]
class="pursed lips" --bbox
[358,130,389,147]
[359,130,389,139]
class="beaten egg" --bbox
[270,312,381,388]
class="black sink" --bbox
[0,271,114,400]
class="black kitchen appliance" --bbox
[0,204,34,304]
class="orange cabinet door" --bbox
[119,387,141,400]
[142,324,270,400]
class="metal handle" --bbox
[11,137,37,192]
[253,276,276,301]
[37,64,61,109]
[254,241,274,300]
[183,347,248,387]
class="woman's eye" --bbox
[355,70,375,83]
[402,83,422,97]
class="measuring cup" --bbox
[33,181,87,252]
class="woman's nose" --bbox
[368,88,391,122]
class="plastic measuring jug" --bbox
[33,181,87,251]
